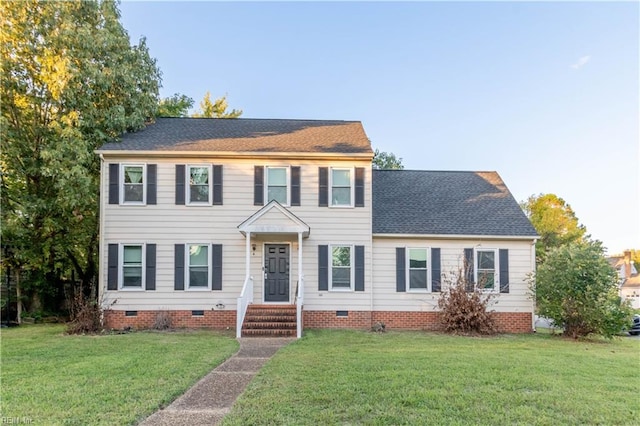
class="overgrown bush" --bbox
[66,292,103,334]
[532,240,633,339]
[438,269,497,335]
[152,311,172,330]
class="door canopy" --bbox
[238,200,310,238]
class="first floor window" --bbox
[188,244,209,288]
[331,168,352,207]
[408,248,428,290]
[267,166,288,204]
[331,245,352,289]
[476,249,496,290]
[122,245,143,288]
[188,166,211,204]
[123,165,144,203]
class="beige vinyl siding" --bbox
[99,156,372,312]
[371,237,535,314]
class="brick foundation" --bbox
[303,310,373,329]
[104,309,532,333]
[305,310,533,333]
[493,312,533,333]
[103,309,236,330]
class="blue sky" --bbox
[119,1,639,254]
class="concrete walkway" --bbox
[139,337,295,426]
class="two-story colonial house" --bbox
[97,118,538,337]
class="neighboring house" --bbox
[96,117,538,337]
[609,251,640,309]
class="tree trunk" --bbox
[16,272,22,324]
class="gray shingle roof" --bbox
[98,117,372,154]
[373,170,538,237]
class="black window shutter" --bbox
[108,164,119,204]
[499,249,509,293]
[291,166,301,206]
[145,244,156,290]
[254,166,264,206]
[318,245,328,291]
[431,248,441,292]
[175,165,185,205]
[107,244,118,290]
[174,244,185,290]
[355,167,365,207]
[396,248,406,292]
[464,248,474,292]
[355,245,365,291]
[147,164,157,205]
[213,165,223,205]
[212,244,223,290]
[318,167,328,207]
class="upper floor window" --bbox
[266,167,288,205]
[188,165,212,205]
[331,168,353,207]
[108,163,156,206]
[122,165,145,204]
[408,248,428,291]
[331,245,352,290]
[475,249,497,290]
[176,164,222,206]
[318,167,364,208]
[254,166,300,207]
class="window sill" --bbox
[329,287,353,292]
[119,287,145,291]
[329,205,354,209]
[186,203,213,207]
[119,202,147,206]
[186,287,212,291]
[407,289,429,293]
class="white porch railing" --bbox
[236,275,254,338]
[296,274,304,338]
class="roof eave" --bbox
[372,233,539,241]
[94,149,374,160]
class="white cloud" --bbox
[571,55,591,69]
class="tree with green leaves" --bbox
[532,240,633,339]
[157,93,194,117]
[372,149,404,169]
[1,0,161,312]
[192,91,242,118]
[521,193,587,262]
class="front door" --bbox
[264,244,290,302]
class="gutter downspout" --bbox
[531,238,537,332]
[98,154,106,311]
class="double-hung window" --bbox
[188,244,210,289]
[330,168,353,207]
[330,245,352,290]
[122,165,145,204]
[266,167,288,205]
[121,244,144,289]
[476,249,497,290]
[188,165,212,205]
[408,248,428,291]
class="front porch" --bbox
[236,201,310,338]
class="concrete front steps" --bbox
[242,304,297,337]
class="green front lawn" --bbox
[1,324,238,425]
[224,330,639,425]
